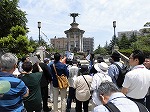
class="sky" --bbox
[18,0,150,49]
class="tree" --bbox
[129,33,137,43]
[105,22,150,56]
[94,44,107,55]
[0,0,27,38]
[144,22,150,27]
[118,34,130,49]
[0,25,33,58]
[141,22,150,35]
[108,36,119,53]
[131,35,150,56]
[29,37,39,52]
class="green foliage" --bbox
[0,0,27,37]
[142,28,150,34]
[0,35,16,50]
[0,25,34,58]
[119,49,133,57]
[131,35,150,55]
[10,25,26,39]
[118,34,150,56]
[118,34,130,49]
[94,44,108,55]
[99,26,150,56]
[129,33,137,43]
[29,37,39,52]
[144,22,150,27]
[132,36,148,48]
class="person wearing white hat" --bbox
[90,56,105,76]
[90,62,112,109]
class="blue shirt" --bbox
[94,92,139,112]
[50,61,69,87]
[108,62,123,84]
[0,72,28,112]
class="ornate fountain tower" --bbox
[64,13,85,52]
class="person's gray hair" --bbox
[97,81,119,96]
[0,53,18,71]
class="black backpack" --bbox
[104,101,149,112]
[113,63,128,88]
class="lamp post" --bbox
[38,22,41,44]
[113,21,116,45]
[112,21,119,51]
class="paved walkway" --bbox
[47,84,94,112]
[47,96,93,112]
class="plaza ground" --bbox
[47,97,93,112]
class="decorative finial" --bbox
[70,13,79,23]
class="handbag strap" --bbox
[53,64,58,75]
[134,101,149,112]
[104,100,148,112]
[82,74,90,91]
[104,102,120,112]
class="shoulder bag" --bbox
[53,64,69,89]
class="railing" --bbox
[115,50,130,67]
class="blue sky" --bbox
[19,0,150,49]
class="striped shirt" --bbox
[0,72,28,112]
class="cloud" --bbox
[19,0,150,49]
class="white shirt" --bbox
[68,65,79,87]
[122,64,150,99]
[94,92,140,112]
[18,61,23,73]
[13,68,21,77]
[91,71,112,105]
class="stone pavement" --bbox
[47,86,93,112]
[47,96,93,112]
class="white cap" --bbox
[94,62,108,72]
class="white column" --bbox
[67,34,70,51]
[81,34,83,52]
[74,33,76,47]
[79,34,82,52]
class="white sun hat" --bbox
[94,62,108,72]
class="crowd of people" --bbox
[0,49,150,112]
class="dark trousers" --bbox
[41,86,49,110]
[146,95,150,111]
[75,98,90,112]
[66,87,76,110]
[127,96,145,105]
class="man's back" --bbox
[122,65,150,99]
[21,72,42,111]
[94,92,140,112]
[33,62,52,87]
[50,61,69,87]
[108,62,123,84]
[0,72,28,112]
[74,75,92,101]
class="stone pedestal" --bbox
[36,46,46,61]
